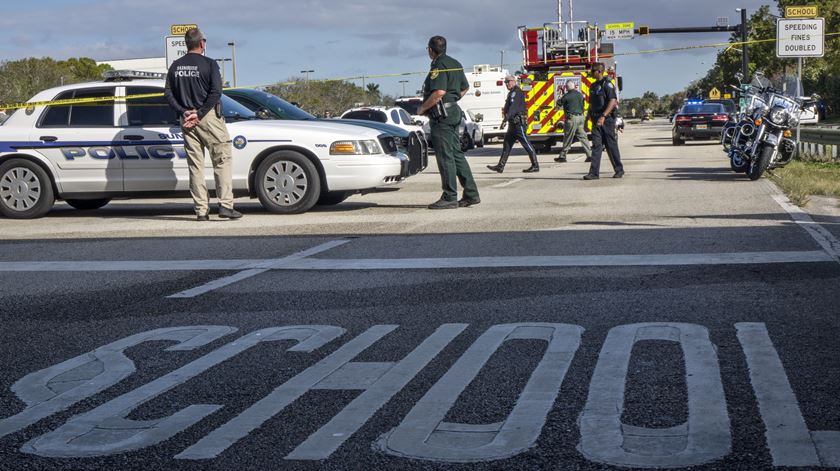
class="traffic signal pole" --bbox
[633,10,750,81]
[740,8,750,82]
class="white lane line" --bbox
[492,178,523,188]
[0,250,830,275]
[772,194,840,264]
[0,260,261,272]
[166,239,351,298]
[280,251,832,270]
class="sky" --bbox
[0,0,778,99]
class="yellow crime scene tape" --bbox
[1,32,837,111]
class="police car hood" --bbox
[227,119,385,140]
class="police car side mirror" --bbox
[256,108,272,120]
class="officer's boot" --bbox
[487,151,508,173]
[523,148,540,173]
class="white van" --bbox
[457,64,510,142]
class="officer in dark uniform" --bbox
[487,75,539,173]
[418,36,480,209]
[584,62,624,180]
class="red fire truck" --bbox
[517,0,621,152]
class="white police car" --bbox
[0,71,422,219]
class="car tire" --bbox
[255,150,321,214]
[460,131,472,152]
[672,134,684,145]
[65,198,111,210]
[317,191,350,206]
[474,132,484,148]
[0,158,55,219]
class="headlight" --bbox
[329,139,382,155]
[768,106,788,125]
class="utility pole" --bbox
[500,50,505,69]
[227,42,237,87]
[737,8,750,81]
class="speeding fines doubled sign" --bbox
[777,17,825,57]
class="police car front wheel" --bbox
[255,150,321,214]
[0,159,55,219]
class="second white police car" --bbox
[0,71,425,219]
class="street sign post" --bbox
[776,16,823,157]
[604,22,634,41]
[165,35,188,69]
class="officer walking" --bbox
[164,28,242,221]
[487,75,539,173]
[418,35,480,209]
[584,62,624,180]
[554,80,591,163]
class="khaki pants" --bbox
[558,113,592,160]
[182,111,233,215]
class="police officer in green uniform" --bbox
[418,35,480,209]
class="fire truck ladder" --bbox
[519,0,599,70]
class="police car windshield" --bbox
[396,101,421,116]
[221,95,258,120]
[257,92,317,120]
[680,104,725,114]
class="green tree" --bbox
[0,57,111,105]
[693,1,840,111]
[266,78,366,117]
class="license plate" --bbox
[695,124,708,130]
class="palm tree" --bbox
[366,83,381,105]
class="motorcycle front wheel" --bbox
[747,145,773,181]
[730,153,749,173]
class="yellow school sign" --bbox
[709,87,721,100]
[785,5,818,18]
[170,24,198,35]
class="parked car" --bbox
[225,88,427,186]
[0,71,422,218]
[672,102,729,145]
[798,97,824,125]
[419,109,484,152]
[340,106,424,135]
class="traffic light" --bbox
[638,25,650,36]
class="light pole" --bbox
[227,42,237,87]
[500,50,505,69]
[300,69,314,84]
[398,80,409,97]
[735,8,749,81]
[215,58,231,87]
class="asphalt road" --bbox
[1,121,839,470]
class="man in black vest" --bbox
[584,63,624,180]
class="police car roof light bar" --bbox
[103,70,166,82]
